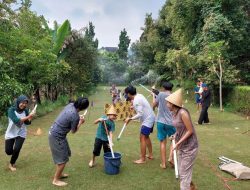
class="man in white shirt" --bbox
[125,85,155,164]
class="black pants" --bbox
[5,137,25,165]
[198,106,209,124]
[93,138,110,156]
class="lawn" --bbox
[0,86,249,190]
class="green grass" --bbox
[0,86,250,190]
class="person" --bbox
[89,106,117,168]
[125,85,155,164]
[110,84,119,104]
[166,89,198,190]
[197,83,211,125]
[152,82,176,169]
[48,97,89,187]
[5,95,35,172]
[194,81,201,112]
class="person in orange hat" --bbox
[166,89,198,190]
[89,106,117,168]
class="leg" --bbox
[146,136,153,159]
[160,139,166,168]
[52,163,67,186]
[204,107,209,123]
[10,137,25,165]
[198,106,206,124]
[137,134,147,162]
[89,138,102,167]
[168,142,174,168]
[178,149,198,190]
[5,138,15,156]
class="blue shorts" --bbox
[140,125,154,136]
[195,97,201,104]
[157,122,176,141]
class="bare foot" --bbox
[160,164,166,169]
[133,159,146,164]
[52,180,68,187]
[168,160,175,168]
[89,160,95,168]
[8,164,16,172]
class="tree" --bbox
[117,28,130,59]
[198,41,239,111]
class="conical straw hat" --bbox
[107,105,117,115]
[165,89,183,107]
[151,85,156,89]
[36,128,42,136]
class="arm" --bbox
[72,117,85,134]
[174,110,193,149]
[152,93,159,109]
[202,90,210,98]
[94,118,104,124]
[8,107,34,127]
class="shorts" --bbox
[157,122,176,141]
[49,134,71,165]
[93,138,110,156]
[140,125,154,136]
[195,97,201,104]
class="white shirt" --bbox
[131,94,155,128]
[5,111,27,139]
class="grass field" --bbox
[0,86,250,190]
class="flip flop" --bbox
[60,173,69,179]
[133,159,146,164]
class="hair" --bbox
[162,82,173,91]
[125,85,137,96]
[74,97,89,111]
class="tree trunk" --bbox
[219,58,223,111]
[34,88,41,104]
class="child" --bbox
[89,106,117,167]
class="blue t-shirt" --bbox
[96,116,115,141]
[194,86,200,100]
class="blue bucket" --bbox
[103,152,122,175]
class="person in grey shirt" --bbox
[125,85,155,164]
[152,82,176,169]
[49,97,89,187]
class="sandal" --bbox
[168,160,175,168]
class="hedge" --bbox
[228,86,250,115]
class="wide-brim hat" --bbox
[107,105,117,116]
[165,89,183,107]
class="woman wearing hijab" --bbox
[166,89,198,190]
[5,95,35,171]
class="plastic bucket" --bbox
[103,152,122,175]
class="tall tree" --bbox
[117,28,131,59]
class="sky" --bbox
[26,0,166,48]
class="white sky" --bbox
[26,0,166,47]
